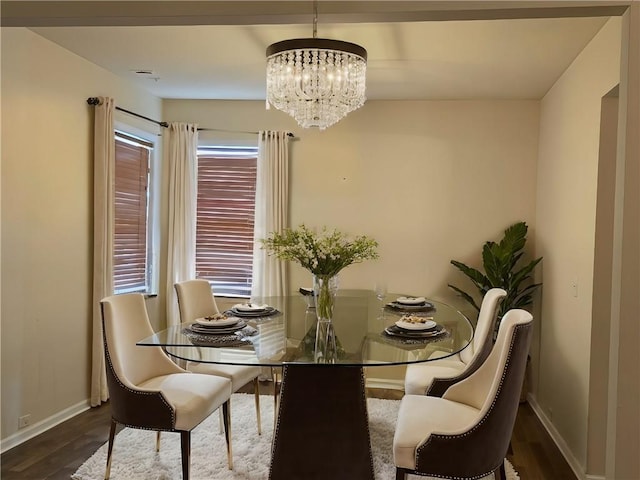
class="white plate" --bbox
[195,316,239,327]
[395,319,437,331]
[233,303,269,312]
[396,296,427,305]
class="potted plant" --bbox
[448,221,542,321]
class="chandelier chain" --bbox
[313,0,318,39]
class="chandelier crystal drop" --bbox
[266,38,367,130]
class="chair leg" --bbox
[494,459,506,480]
[222,399,233,470]
[180,431,190,480]
[218,408,224,434]
[156,431,161,452]
[104,419,117,480]
[395,467,407,480]
[253,377,262,435]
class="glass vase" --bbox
[312,274,339,363]
[314,318,337,363]
[313,274,339,322]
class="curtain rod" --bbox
[87,97,169,127]
[86,97,295,137]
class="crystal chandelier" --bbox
[265,2,367,130]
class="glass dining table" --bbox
[138,290,473,480]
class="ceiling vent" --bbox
[131,69,160,81]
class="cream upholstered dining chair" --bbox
[174,280,263,437]
[404,288,506,397]
[100,293,233,480]
[393,308,533,480]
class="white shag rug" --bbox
[73,393,519,480]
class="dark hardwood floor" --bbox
[1,383,577,480]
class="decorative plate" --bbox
[384,324,447,339]
[182,325,257,347]
[227,306,280,318]
[233,303,269,312]
[395,319,437,331]
[188,320,247,335]
[195,316,239,327]
[396,296,427,305]
[385,302,435,312]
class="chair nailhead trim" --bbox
[104,340,176,429]
[359,368,376,476]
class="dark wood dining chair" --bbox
[393,308,533,480]
[174,279,263,442]
[100,293,233,479]
[404,287,506,396]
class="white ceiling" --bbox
[29,15,609,100]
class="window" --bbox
[113,131,153,293]
[196,147,258,297]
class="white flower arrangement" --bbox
[261,224,379,277]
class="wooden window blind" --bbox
[114,133,151,293]
[196,149,257,297]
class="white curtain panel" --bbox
[90,97,115,407]
[251,131,290,298]
[165,123,198,326]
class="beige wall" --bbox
[164,99,540,302]
[0,28,162,444]
[534,17,621,474]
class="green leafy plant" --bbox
[449,221,542,318]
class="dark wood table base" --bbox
[269,364,375,480]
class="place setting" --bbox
[383,314,449,342]
[225,302,281,318]
[384,295,436,313]
[182,313,257,346]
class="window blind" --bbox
[196,152,257,297]
[114,134,150,293]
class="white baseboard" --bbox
[585,475,606,480]
[527,393,586,480]
[365,378,405,390]
[1,399,91,454]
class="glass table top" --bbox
[137,291,473,368]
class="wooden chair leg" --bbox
[494,459,506,480]
[395,467,407,480]
[156,431,161,452]
[222,400,233,470]
[180,431,190,480]
[104,419,117,480]
[253,377,262,435]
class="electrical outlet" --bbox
[18,414,31,429]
